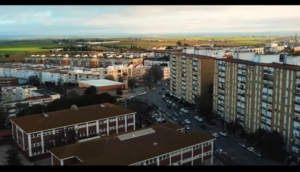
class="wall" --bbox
[233,52,255,61]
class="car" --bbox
[200,124,207,129]
[180,108,189,113]
[212,133,219,138]
[180,121,186,125]
[162,88,165,90]
[172,103,177,107]
[185,125,191,130]
[172,117,177,121]
[179,112,183,116]
[197,117,204,122]
[166,89,169,92]
[215,149,224,154]
[128,96,134,99]
[247,147,255,152]
[139,92,147,96]
[166,113,171,117]
[174,112,179,117]
[184,119,191,124]
[194,116,198,119]
[238,143,247,148]
[253,151,263,157]
[167,105,171,109]
[219,131,228,137]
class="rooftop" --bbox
[171,53,215,59]
[11,103,135,133]
[217,58,300,71]
[0,77,18,80]
[32,89,59,96]
[78,79,124,88]
[50,124,214,165]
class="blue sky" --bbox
[0,5,300,36]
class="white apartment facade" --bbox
[1,85,37,101]
[144,60,169,67]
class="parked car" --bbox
[212,133,219,138]
[215,149,224,154]
[238,143,247,148]
[167,105,171,109]
[172,117,177,121]
[253,151,263,157]
[184,119,191,124]
[185,125,191,130]
[180,121,186,125]
[219,131,228,137]
[180,108,189,113]
[179,112,183,116]
[162,88,165,90]
[128,96,134,99]
[247,147,255,152]
[174,112,179,117]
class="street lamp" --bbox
[284,156,292,166]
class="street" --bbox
[134,80,279,166]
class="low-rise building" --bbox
[49,123,215,166]
[1,85,37,101]
[132,65,150,79]
[78,79,125,92]
[10,103,137,161]
[0,77,18,87]
[31,89,61,100]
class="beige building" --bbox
[162,66,170,80]
[105,65,133,81]
[132,65,149,79]
[294,46,300,52]
[170,53,214,105]
[213,58,300,156]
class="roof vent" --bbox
[153,142,158,146]
[43,113,49,118]
[70,105,78,111]
[100,104,105,107]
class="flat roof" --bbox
[11,103,135,133]
[78,79,124,88]
[50,124,214,165]
[32,89,59,96]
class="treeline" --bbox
[63,46,93,52]
[17,93,116,117]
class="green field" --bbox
[0,40,69,55]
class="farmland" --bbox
[0,36,279,62]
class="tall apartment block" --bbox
[170,53,214,105]
[213,58,300,158]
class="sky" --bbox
[0,5,300,37]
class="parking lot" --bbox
[135,80,279,166]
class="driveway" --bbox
[137,80,279,166]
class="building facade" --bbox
[49,123,215,166]
[0,77,18,87]
[170,53,215,104]
[212,58,300,158]
[10,103,136,161]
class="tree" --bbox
[176,40,182,46]
[146,65,163,84]
[63,128,78,145]
[142,73,153,90]
[0,107,8,130]
[27,75,41,87]
[128,78,136,92]
[3,143,23,166]
[105,75,115,81]
[15,102,29,113]
[84,86,97,96]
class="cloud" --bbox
[0,5,300,35]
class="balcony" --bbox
[263,84,273,89]
[297,74,300,79]
[295,101,300,106]
[295,110,300,114]
[218,86,224,90]
[237,92,245,96]
[237,118,244,123]
[263,77,273,82]
[219,75,225,78]
[219,63,225,66]
[218,102,225,107]
[219,69,225,72]
[238,73,246,77]
[238,67,246,70]
[218,91,225,95]
[292,142,300,149]
[239,80,246,84]
[237,111,244,116]
[263,69,273,74]
[295,116,300,122]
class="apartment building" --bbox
[212,58,300,158]
[1,85,37,101]
[50,123,215,166]
[162,67,170,80]
[144,60,169,67]
[10,103,136,161]
[170,53,215,105]
[0,77,18,87]
[68,69,105,83]
[105,65,133,81]
[41,70,68,84]
[132,65,150,79]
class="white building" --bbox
[144,60,169,67]
[41,70,68,84]
[31,89,61,100]
[1,85,37,101]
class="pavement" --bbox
[136,80,279,166]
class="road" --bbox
[135,81,278,166]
